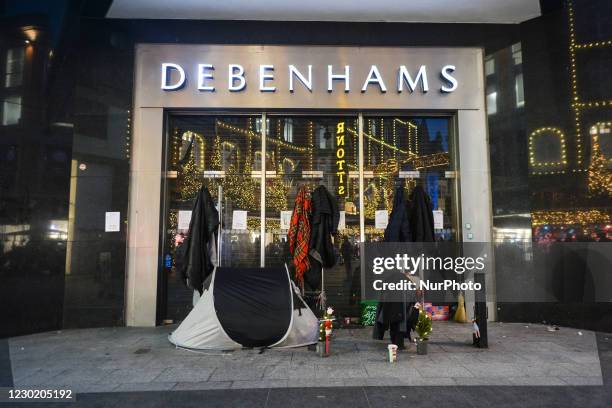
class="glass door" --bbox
[263,115,360,317]
[161,114,261,321]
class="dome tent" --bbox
[169,265,319,349]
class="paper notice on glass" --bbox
[178,210,192,230]
[280,211,292,230]
[105,212,120,232]
[232,210,248,230]
[338,211,346,230]
[433,210,444,229]
[375,210,388,229]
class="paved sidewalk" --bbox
[8,322,603,393]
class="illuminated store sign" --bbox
[336,122,346,196]
[160,63,458,93]
[135,45,483,110]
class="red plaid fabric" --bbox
[288,186,312,285]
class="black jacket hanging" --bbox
[384,185,412,243]
[303,185,339,291]
[179,185,219,294]
[408,185,435,242]
[308,185,340,268]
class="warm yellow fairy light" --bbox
[346,128,411,155]
[528,127,567,169]
[216,120,307,152]
[532,209,611,226]
[308,121,314,171]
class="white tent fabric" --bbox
[169,265,318,350]
[273,277,319,348]
[168,270,240,350]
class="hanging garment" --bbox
[384,185,412,242]
[179,185,219,294]
[288,186,312,286]
[372,271,411,349]
[305,185,339,291]
[378,185,411,345]
[309,185,340,267]
[407,185,435,242]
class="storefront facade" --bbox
[126,45,492,326]
[1,1,611,337]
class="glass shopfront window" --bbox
[363,116,458,242]
[160,113,458,321]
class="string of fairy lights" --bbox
[528,127,567,169]
[532,209,611,227]
[526,1,612,231]
[529,0,611,187]
[172,116,451,236]
[588,122,612,198]
[529,1,611,176]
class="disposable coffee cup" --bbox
[388,344,398,362]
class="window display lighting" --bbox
[528,127,567,168]
[532,209,611,226]
[215,120,308,153]
[182,131,206,171]
[588,133,612,197]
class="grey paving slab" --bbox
[464,362,525,377]
[35,382,120,393]
[114,381,177,392]
[231,379,289,389]
[173,381,232,390]
[208,366,267,381]
[343,376,436,386]
[16,368,70,386]
[507,376,568,386]
[153,366,215,383]
[364,362,422,378]
[518,351,580,364]
[404,376,457,386]
[559,376,604,385]
[559,362,603,377]
[453,376,516,386]
[264,363,316,379]
[98,354,155,369]
[416,362,474,377]
[105,367,167,383]
[563,351,601,364]
[315,364,368,379]
[286,378,345,387]
[51,368,115,385]
[519,362,585,377]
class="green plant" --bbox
[415,311,432,340]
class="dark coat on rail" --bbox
[305,185,339,291]
[408,185,436,242]
[384,185,412,243]
[179,186,219,294]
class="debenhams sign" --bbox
[135,45,483,110]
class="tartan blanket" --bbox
[288,186,312,285]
